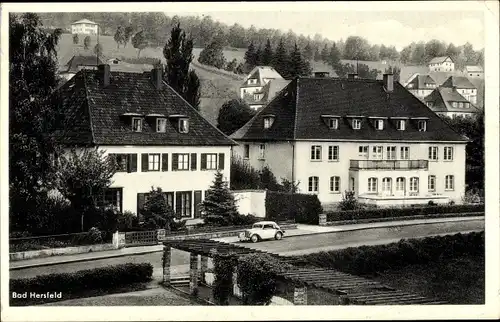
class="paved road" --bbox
[10,219,483,280]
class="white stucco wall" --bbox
[233,190,267,218]
[240,86,263,98]
[71,23,98,35]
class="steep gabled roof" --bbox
[465,65,484,73]
[72,19,98,25]
[62,55,104,73]
[243,79,291,106]
[55,69,236,146]
[424,87,480,113]
[406,74,436,89]
[441,76,476,89]
[428,56,453,64]
[231,77,466,142]
[241,66,284,87]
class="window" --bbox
[310,145,322,161]
[396,120,406,131]
[372,146,383,159]
[428,175,436,192]
[458,102,463,108]
[330,176,341,193]
[132,117,142,132]
[418,120,427,132]
[409,177,419,193]
[178,153,189,170]
[464,103,470,108]
[308,176,319,193]
[382,177,392,194]
[244,144,250,159]
[396,177,405,192]
[400,146,410,160]
[352,119,361,130]
[427,102,434,108]
[259,144,266,159]
[263,117,274,129]
[148,154,160,171]
[386,146,397,160]
[178,191,192,217]
[205,154,218,170]
[445,175,454,190]
[375,119,384,130]
[358,146,369,158]
[452,102,458,108]
[328,118,339,129]
[254,93,263,101]
[368,178,378,193]
[444,147,454,161]
[99,188,122,212]
[428,146,438,160]
[110,154,128,172]
[156,118,167,132]
[179,118,189,133]
[328,145,339,161]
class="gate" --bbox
[124,230,158,247]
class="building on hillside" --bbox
[231,73,468,208]
[53,65,235,221]
[239,66,288,110]
[465,65,484,78]
[71,19,99,35]
[423,87,480,118]
[59,54,104,80]
[404,74,437,101]
[428,56,455,72]
[440,76,477,105]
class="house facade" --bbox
[231,74,468,208]
[465,65,484,78]
[59,55,103,80]
[239,66,289,110]
[428,56,455,72]
[441,76,478,105]
[404,74,437,101]
[71,19,99,35]
[424,86,480,118]
[55,65,235,220]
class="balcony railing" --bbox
[350,159,429,170]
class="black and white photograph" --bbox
[1,1,499,321]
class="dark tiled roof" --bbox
[428,56,453,64]
[231,77,467,142]
[55,69,236,146]
[406,74,436,89]
[63,55,104,73]
[424,87,480,113]
[441,76,476,89]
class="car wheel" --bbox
[250,234,259,243]
[275,232,283,240]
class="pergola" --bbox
[162,239,446,305]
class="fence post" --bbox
[293,285,308,305]
[200,255,208,284]
[162,245,171,285]
[189,252,199,296]
[157,229,166,242]
[318,214,327,226]
[112,231,119,249]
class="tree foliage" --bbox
[83,35,91,50]
[141,187,176,230]
[200,171,240,226]
[217,99,256,135]
[261,39,274,65]
[131,31,147,57]
[199,40,226,69]
[114,26,125,48]
[288,43,312,78]
[212,252,238,305]
[72,33,79,45]
[93,43,103,57]
[272,39,290,79]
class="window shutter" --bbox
[141,154,148,172]
[190,153,197,170]
[200,154,207,170]
[129,154,137,172]
[194,190,202,218]
[175,191,182,218]
[172,153,178,171]
[218,153,225,170]
[137,193,146,219]
[162,153,168,171]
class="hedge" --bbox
[10,263,153,305]
[265,191,323,224]
[298,231,484,276]
[326,204,484,222]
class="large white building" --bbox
[71,19,99,35]
[54,65,235,220]
[428,56,455,72]
[231,74,468,208]
[239,66,290,110]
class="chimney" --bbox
[98,64,110,87]
[347,73,358,79]
[314,71,330,78]
[383,73,394,92]
[151,65,163,90]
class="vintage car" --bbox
[238,221,285,243]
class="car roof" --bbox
[254,221,277,225]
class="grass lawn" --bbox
[369,254,485,304]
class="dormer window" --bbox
[156,118,167,133]
[179,118,189,133]
[263,115,275,129]
[397,120,406,131]
[248,78,257,85]
[375,119,384,130]
[418,120,427,132]
[352,119,361,130]
[427,102,434,108]
[328,118,338,129]
[132,117,142,132]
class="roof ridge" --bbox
[81,70,96,145]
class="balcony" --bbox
[350,159,429,170]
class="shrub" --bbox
[117,211,140,231]
[212,252,238,305]
[230,156,261,190]
[237,253,293,305]
[300,231,484,276]
[10,262,153,305]
[265,191,323,224]
[119,56,161,65]
[338,190,359,211]
[142,187,176,230]
[170,219,187,232]
[201,171,240,226]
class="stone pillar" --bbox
[162,245,171,285]
[189,252,199,295]
[318,214,327,226]
[293,285,307,305]
[200,255,208,284]
[232,271,241,298]
[157,229,166,242]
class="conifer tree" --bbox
[320,43,329,62]
[288,43,312,78]
[201,171,239,226]
[244,41,257,67]
[261,39,273,65]
[255,45,262,66]
[272,39,289,79]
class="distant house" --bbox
[465,65,484,78]
[404,74,437,101]
[239,66,288,110]
[59,54,103,80]
[71,19,99,35]
[428,56,454,72]
[424,87,479,118]
[440,76,477,105]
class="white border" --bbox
[1,2,499,321]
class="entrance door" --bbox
[194,190,202,218]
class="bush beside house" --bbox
[265,191,323,224]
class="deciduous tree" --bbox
[199,40,226,69]
[72,33,79,45]
[84,35,91,50]
[131,31,147,58]
[114,26,125,49]
[217,99,256,135]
